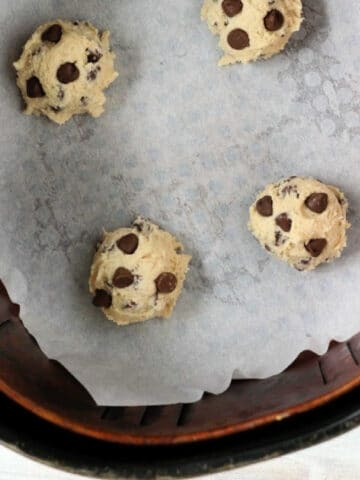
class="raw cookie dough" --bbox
[201,0,303,66]
[14,19,118,124]
[248,177,350,271]
[89,217,192,325]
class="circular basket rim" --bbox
[1,386,360,479]
[1,360,360,445]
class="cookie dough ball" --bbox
[248,177,350,271]
[201,0,303,66]
[14,20,118,124]
[89,218,192,325]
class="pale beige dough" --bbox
[201,0,303,66]
[14,19,118,124]
[248,177,350,271]
[89,218,191,326]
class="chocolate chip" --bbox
[26,76,45,98]
[275,231,282,246]
[337,196,344,206]
[101,243,114,253]
[222,0,243,17]
[265,244,271,252]
[73,21,79,26]
[80,96,88,106]
[281,185,298,197]
[93,289,112,308]
[227,29,250,50]
[275,213,292,232]
[87,49,102,63]
[87,70,97,81]
[116,234,139,254]
[264,9,284,31]
[57,63,80,84]
[305,239,327,258]
[133,222,144,232]
[305,193,329,214]
[256,195,273,217]
[113,267,134,289]
[155,272,177,294]
[41,24,62,43]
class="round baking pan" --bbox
[1,278,360,477]
[1,378,360,478]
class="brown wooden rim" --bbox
[1,363,360,445]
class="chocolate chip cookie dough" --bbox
[201,0,303,66]
[14,20,118,124]
[90,218,191,326]
[248,177,350,271]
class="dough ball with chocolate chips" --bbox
[201,0,303,66]
[14,19,118,124]
[248,177,350,271]
[89,217,191,326]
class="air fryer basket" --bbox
[1,279,360,477]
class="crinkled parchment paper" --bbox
[1,0,360,405]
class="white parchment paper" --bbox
[1,0,360,405]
